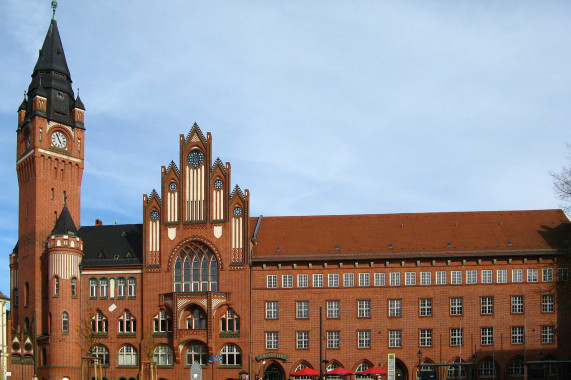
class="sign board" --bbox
[388,353,396,380]
[190,361,202,380]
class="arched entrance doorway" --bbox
[264,362,284,380]
[395,359,408,380]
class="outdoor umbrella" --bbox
[291,367,320,376]
[358,366,388,375]
[325,367,355,376]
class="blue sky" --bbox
[0,1,570,298]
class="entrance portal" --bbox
[264,363,284,380]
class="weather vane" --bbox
[51,1,58,19]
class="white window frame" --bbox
[297,274,308,288]
[390,272,401,286]
[296,301,309,319]
[511,295,524,314]
[327,300,340,319]
[542,268,554,282]
[343,273,354,287]
[512,269,523,283]
[358,330,371,348]
[313,274,324,288]
[358,300,371,318]
[451,271,462,285]
[374,273,385,286]
[420,272,431,285]
[296,331,309,349]
[481,327,494,345]
[265,301,278,319]
[481,296,494,315]
[481,270,492,284]
[420,329,432,347]
[389,299,402,317]
[359,273,370,287]
[420,298,432,317]
[328,274,339,287]
[436,271,447,285]
[266,332,279,350]
[389,330,402,348]
[282,275,293,288]
[405,272,416,286]
[497,269,508,284]
[511,326,524,345]
[450,297,463,316]
[450,328,463,346]
[466,270,477,284]
[267,275,278,288]
[527,269,538,282]
[327,331,340,349]
[542,294,554,313]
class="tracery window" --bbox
[154,309,172,333]
[174,243,218,292]
[91,310,108,333]
[221,308,240,332]
[118,310,136,333]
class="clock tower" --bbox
[12,6,85,371]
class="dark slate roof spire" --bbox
[51,205,78,236]
[26,6,78,126]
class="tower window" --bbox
[62,312,68,333]
[54,276,59,297]
[71,278,77,297]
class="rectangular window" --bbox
[127,278,136,297]
[450,328,463,346]
[267,275,278,288]
[512,296,524,314]
[558,268,569,281]
[542,295,554,313]
[327,331,340,349]
[421,272,431,285]
[327,300,340,319]
[481,296,494,315]
[328,274,339,287]
[343,273,354,287]
[296,301,309,319]
[420,298,432,317]
[405,272,417,286]
[497,269,508,283]
[389,330,402,348]
[436,271,447,285]
[266,332,279,349]
[512,269,523,282]
[359,273,370,287]
[420,329,433,347]
[296,331,309,349]
[389,299,402,317]
[374,273,385,286]
[358,300,371,318]
[451,271,462,285]
[542,325,555,343]
[282,275,293,288]
[265,301,278,319]
[313,274,324,287]
[390,272,401,286]
[481,270,492,284]
[450,298,463,316]
[358,330,371,349]
[511,326,525,345]
[297,274,308,288]
[527,269,538,282]
[481,327,494,345]
[542,268,554,282]
[89,279,97,298]
[466,270,477,284]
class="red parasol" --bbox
[325,367,355,375]
[358,366,388,375]
[291,367,321,376]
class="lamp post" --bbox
[256,360,266,380]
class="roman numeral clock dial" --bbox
[51,131,67,148]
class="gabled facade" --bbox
[7,8,571,380]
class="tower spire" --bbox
[51,1,57,20]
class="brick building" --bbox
[8,8,571,380]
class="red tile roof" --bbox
[250,209,569,261]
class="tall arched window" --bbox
[91,310,108,333]
[118,310,136,334]
[71,278,77,297]
[117,277,126,297]
[173,242,218,292]
[62,312,69,333]
[221,344,241,365]
[153,345,173,366]
[54,276,59,296]
[91,345,109,366]
[118,344,138,366]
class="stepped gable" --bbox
[251,209,570,260]
[78,223,143,267]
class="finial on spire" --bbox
[51,1,58,20]
[63,193,67,205]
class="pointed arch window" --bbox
[118,310,136,334]
[221,308,240,333]
[154,310,172,333]
[91,310,108,333]
[173,242,218,292]
[71,278,77,297]
[355,362,372,379]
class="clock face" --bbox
[214,179,223,189]
[51,131,67,148]
[169,182,177,191]
[187,150,204,167]
[150,210,159,220]
[233,207,242,216]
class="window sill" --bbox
[218,364,243,369]
[118,333,136,338]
